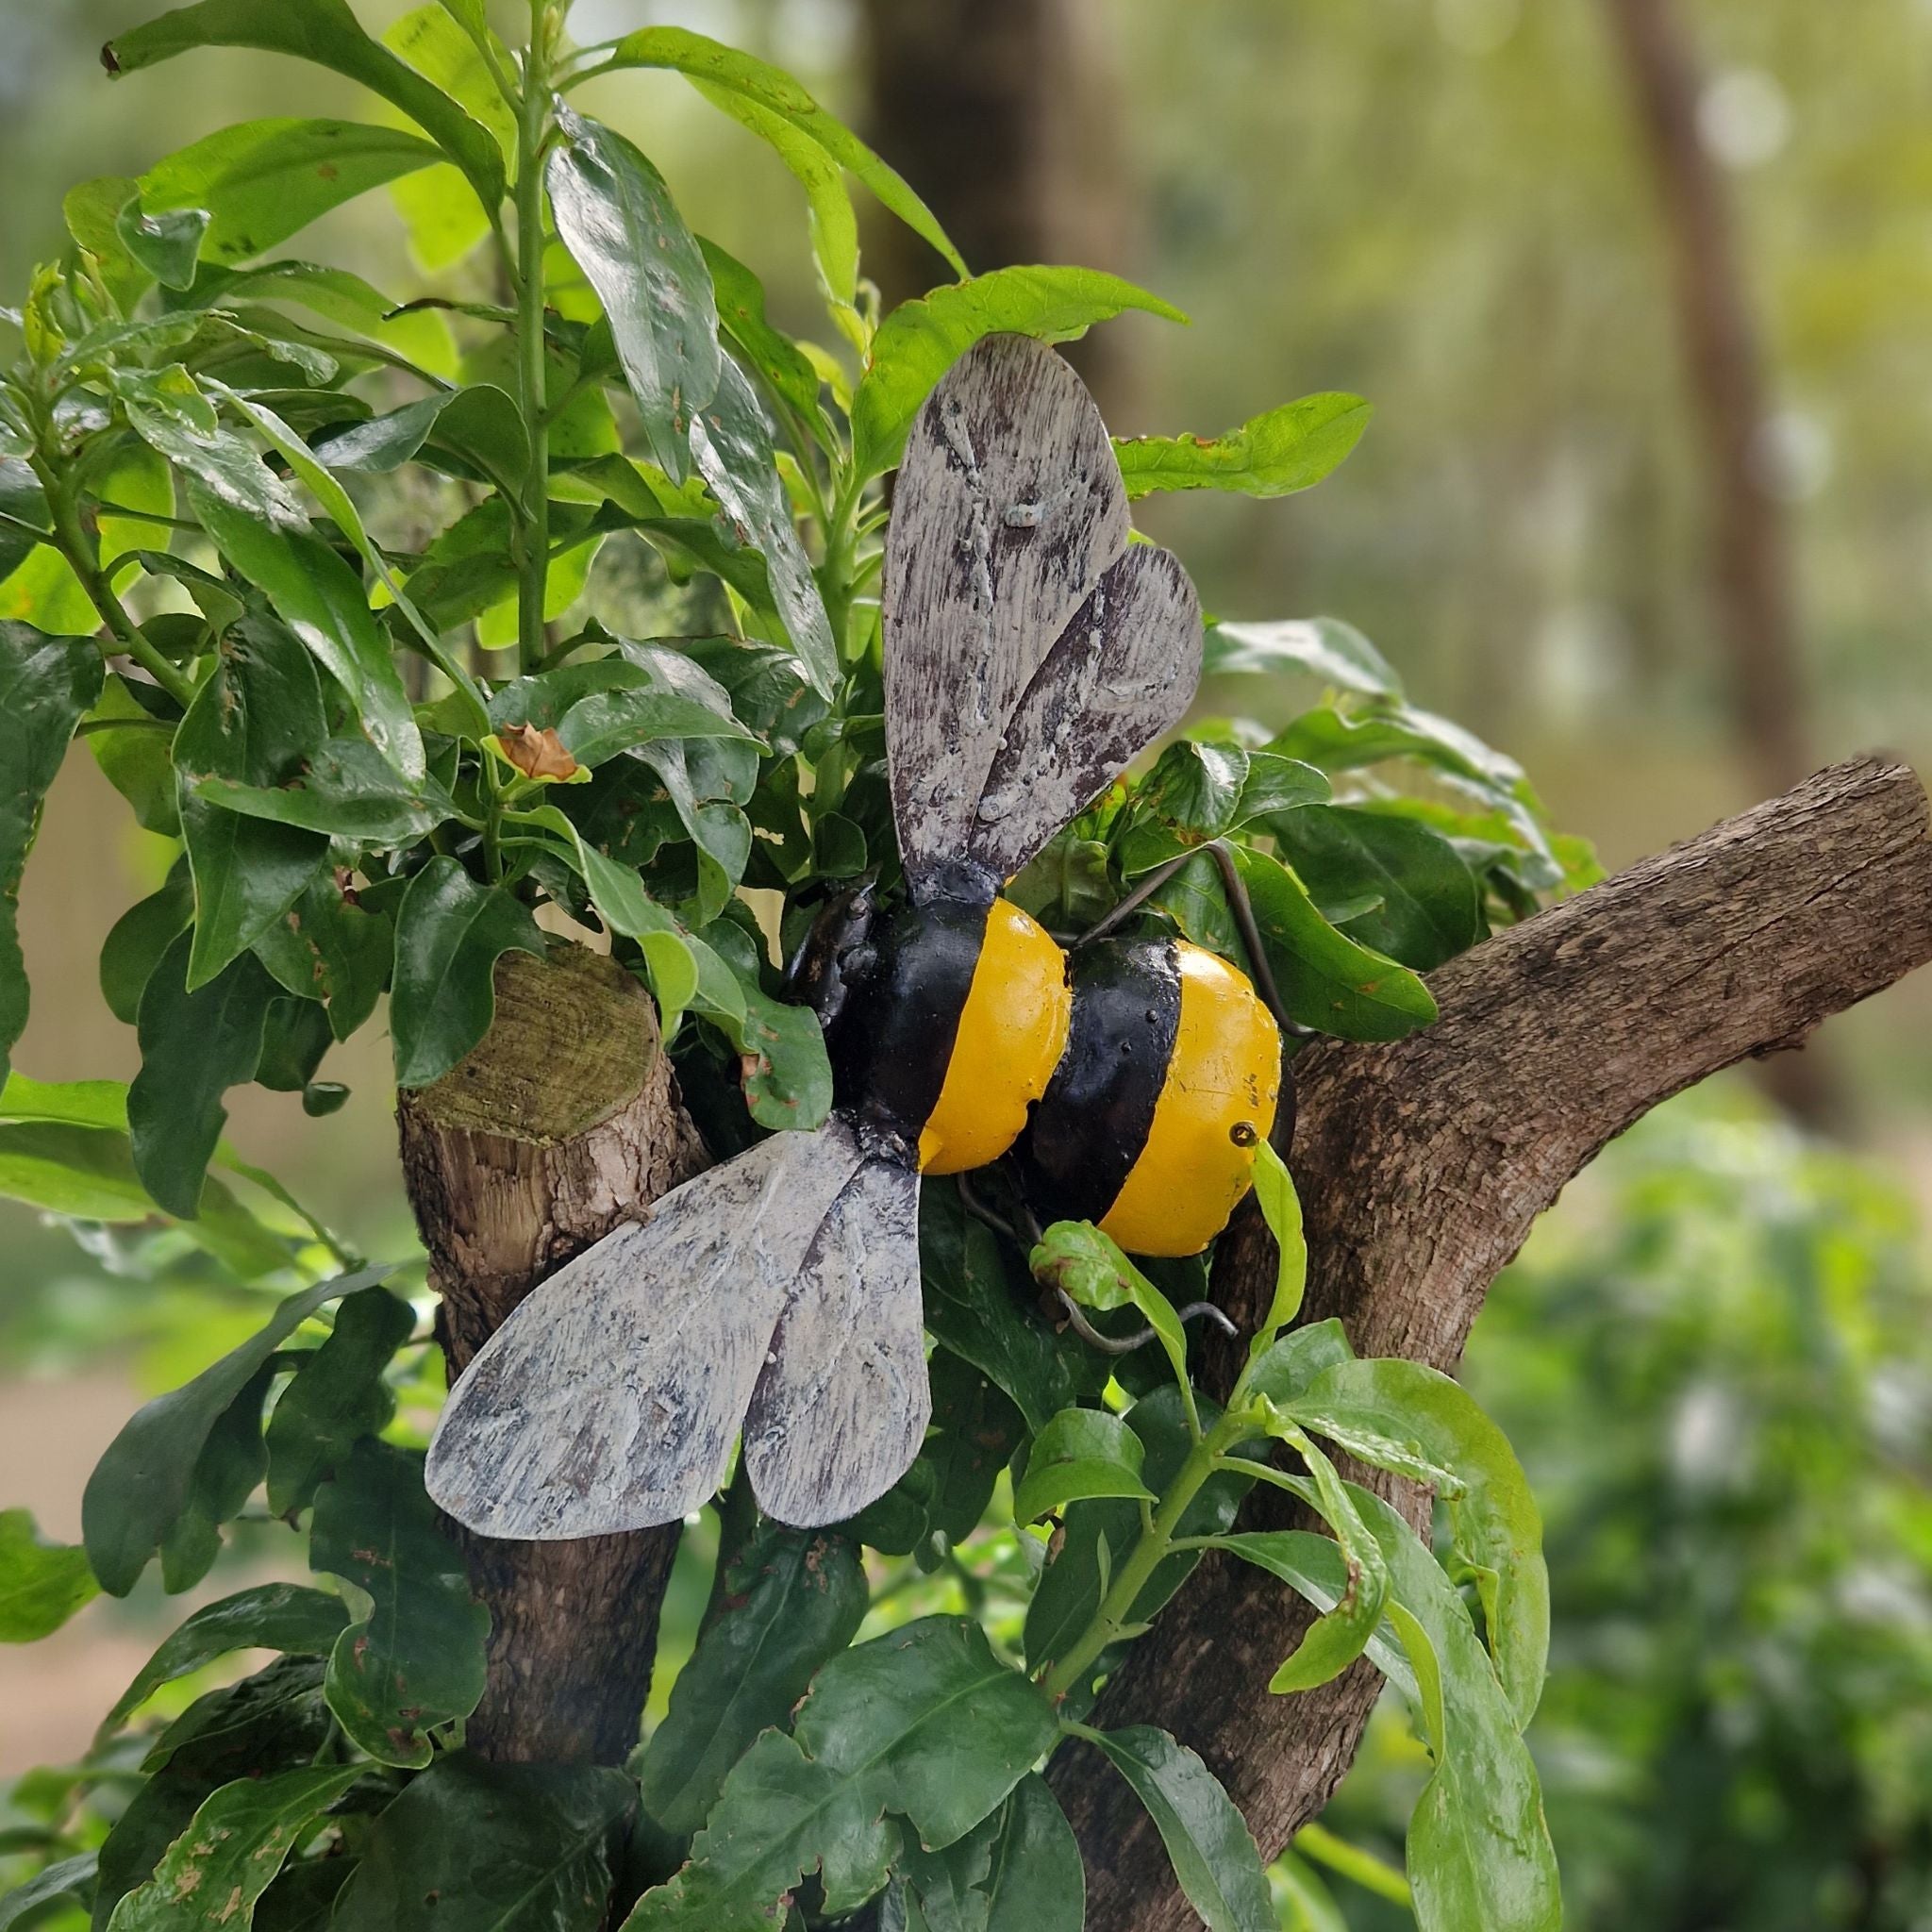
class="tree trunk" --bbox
[397,943,709,1764]
[858,0,1134,410]
[1055,756,1932,1931]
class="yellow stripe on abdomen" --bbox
[918,900,1072,1175]
[1099,941,1281,1257]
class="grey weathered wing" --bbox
[968,541,1203,881]
[883,333,1130,881]
[741,1156,931,1527]
[425,1118,867,1540]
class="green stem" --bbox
[513,5,556,675]
[1294,1823,1414,1907]
[818,469,869,665]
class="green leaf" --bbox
[1210,1533,1418,1704]
[0,1853,95,1932]
[389,857,545,1087]
[252,874,391,1040]
[104,1762,363,1932]
[1246,1139,1307,1353]
[1231,752,1330,823]
[1076,1725,1274,1932]
[264,1288,415,1513]
[701,239,834,446]
[1229,845,1437,1041]
[0,1507,98,1642]
[97,1584,348,1743]
[1013,1407,1154,1523]
[81,1265,390,1595]
[978,1775,1084,1932]
[555,686,761,769]
[1242,1319,1355,1410]
[105,0,508,216]
[1114,394,1372,500]
[196,739,450,844]
[330,1756,636,1932]
[127,935,280,1217]
[641,1523,869,1835]
[919,1181,1099,1435]
[0,1120,154,1221]
[1345,1483,1561,1932]
[88,676,182,838]
[309,1439,489,1767]
[173,613,330,989]
[921,1350,1025,1543]
[850,268,1186,476]
[1288,1357,1548,1727]
[310,383,526,483]
[547,106,719,483]
[0,625,104,1087]
[1202,618,1403,698]
[141,118,440,267]
[1269,807,1482,974]
[1028,1223,1191,1396]
[690,360,838,696]
[629,1618,1058,1925]
[186,478,425,781]
[595,27,966,304]
[115,203,210,291]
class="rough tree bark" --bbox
[1054,755,1932,1931]
[397,943,708,1763]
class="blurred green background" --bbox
[3,2,1930,1925]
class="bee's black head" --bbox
[784,879,880,1036]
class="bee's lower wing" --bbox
[426,1119,867,1541]
[741,1158,931,1528]
[968,541,1204,881]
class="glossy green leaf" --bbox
[310,382,526,486]
[173,613,330,989]
[594,27,965,303]
[547,105,719,482]
[919,1182,1098,1435]
[850,268,1186,475]
[104,1762,363,1932]
[1029,1222,1191,1395]
[556,687,760,769]
[1013,1407,1154,1523]
[1202,617,1403,698]
[141,118,440,266]
[389,857,545,1088]
[81,1266,389,1595]
[629,1618,1057,1925]
[1247,1139,1307,1352]
[1347,1482,1561,1932]
[105,0,507,214]
[331,1755,635,1932]
[187,478,425,780]
[978,1775,1084,1932]
[1270,806,1482,974]
[87,676,182,837]
[1117,739,1248,873]
[96,1584,346,1743]
[309,1439,489,1767]
[199,259,458,376]
[641,1522,869,1834]
[251,874,391,1041]
[264,1287,415,1513]
[0,625,104,1087]
[1077,1725,1274,1932]
[115,203,210,291]
[690,919,833,1131]
[690,359,838,695]
[1232,752,1330,823]
[1289,1357,1548,1727]
[128,933,283,1217]
[0,1507,98,1642]
[0,1120,153,1222]
[1242,1319,1355,1410]
[196,739,450,844]
[1114,393,1371,499]
[1210,1532,1419,1704]
[701,239,835,446]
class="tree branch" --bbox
[1051,756,1932,1930]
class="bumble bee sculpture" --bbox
[427,334,1281,1541]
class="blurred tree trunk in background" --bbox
[858,0,1135,412]
[1603,0,1835,1125]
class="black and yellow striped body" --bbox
[826,892,1281,1257]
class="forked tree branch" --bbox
[1051,755,1932,1931]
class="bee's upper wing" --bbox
[426,1118,867,1541]
[741,1155,929,1527]
[883,332,1203,891]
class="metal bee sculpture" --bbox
[427,334,1283,1541]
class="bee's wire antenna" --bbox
[1056,1289,1240,1356]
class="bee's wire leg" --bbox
[1057,1289,1240,1355]
[956,1170,1017,1242]
[1073,848,1197,947]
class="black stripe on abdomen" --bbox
[1016,936,1179,1224]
